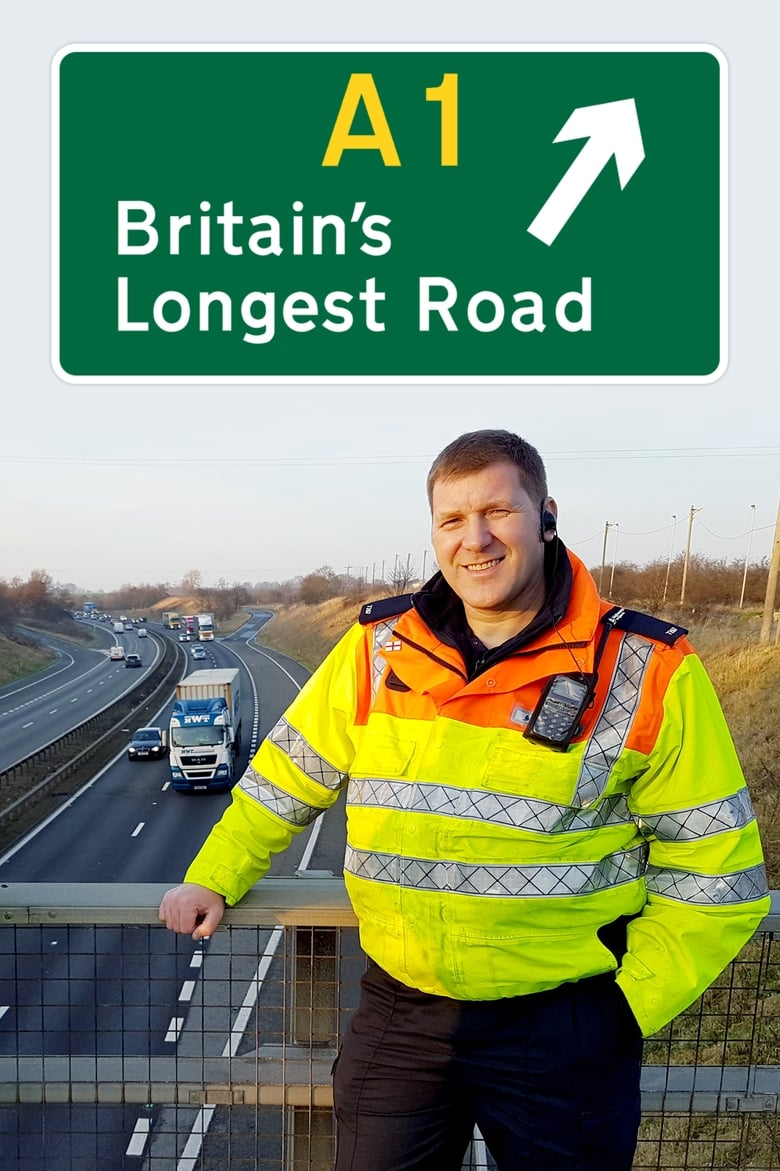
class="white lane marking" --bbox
[190,953,203,969]
[298,813,326,872]
[164,1018,184,1042]
[22,722,33,729]
[0,690,173,867]
[217,642,264,754]
[0,644,107,715]
[177,1106,216,1171]
[472,1125,489,1169]
[49,709,58,714]
[161,780,171,791]
[223,927,283,1058]
[0,639,75,704]
[178,981,196,1002]
[0,1006,9,1022]
[170,626,309,1167]
[131,823,144,838]
[125,1118,150,1157]
[247,643,301,689]
[70,697,78,703]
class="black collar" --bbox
[413,539,573,678]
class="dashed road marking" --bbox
[125,1118,150,1157]
[164,1017,184,1042]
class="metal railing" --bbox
[1,881,779,1170]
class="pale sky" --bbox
[1,1,777,592]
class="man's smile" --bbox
[463,556,505,572]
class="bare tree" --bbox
[299,566,341,605]
[389,558,417,593]
[179,568,203,596]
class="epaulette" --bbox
[359,594,415,625]
[602,605,688,647]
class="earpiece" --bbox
[540,506,557,539]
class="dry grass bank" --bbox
[258,600,780,883]
[258,595,370,671]
[699,639,780,881]
[0,630,57,687]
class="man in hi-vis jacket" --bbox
[161,429,769,1171]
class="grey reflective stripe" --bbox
[239,765,322,827]
[344,843,646,898]
[640,789,757,842]
[371,617,403,701]
[267,717,347,791]
[347,777,632,834]
[646,861,768,905]
[574,633,653,808]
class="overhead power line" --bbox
[0,445,778,469]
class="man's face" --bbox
[431,461,553,626]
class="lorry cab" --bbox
[168,668,241,792]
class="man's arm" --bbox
[618,647,770,1036]
[158,623,367,923]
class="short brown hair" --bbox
[426,429,548,508]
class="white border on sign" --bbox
[51,43,728,385]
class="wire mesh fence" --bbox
[0,887,779,1169]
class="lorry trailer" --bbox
[169,668,242,792]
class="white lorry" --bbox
[112,620,125,633]
[168,668,242,792]
[197,612,215,641]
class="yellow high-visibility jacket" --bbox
[185,552,769,1037]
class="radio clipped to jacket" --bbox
[522,673,596,751]
[522,605,636,752]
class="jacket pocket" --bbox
[350,735,416,779]
[483,741,579,806]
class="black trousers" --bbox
[333,963,643,1171]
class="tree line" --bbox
[0,553,771,641]
[255,553,772,617]
[0,570,253,633]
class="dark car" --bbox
[125,653,142,668]
[128,726,167,761]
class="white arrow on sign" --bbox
[527,98,645,246]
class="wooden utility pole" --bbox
[662,514,678,605]
[599,522,611,593]
[760,497,780,644]
[679,506,701,606]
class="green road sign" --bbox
[53,45,724,383]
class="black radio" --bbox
[523,674,595,751]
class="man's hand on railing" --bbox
[159,883,226,940]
